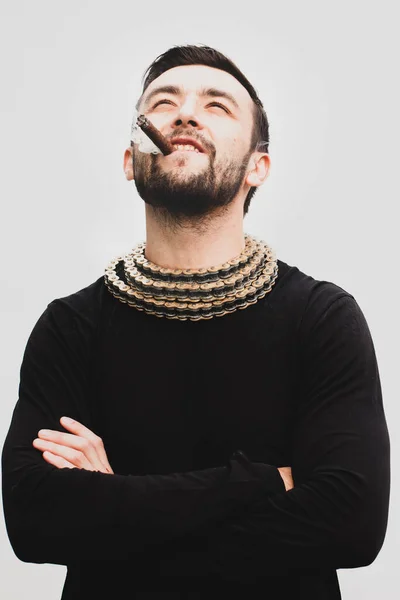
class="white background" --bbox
[0,0,398,598]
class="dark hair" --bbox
[136,44,269,216]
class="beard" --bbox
[133,141,253,230]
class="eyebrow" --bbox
[140,85,240,110]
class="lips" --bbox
[169,137,205,153]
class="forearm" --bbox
[157,454,389,581]
[205,462,389,577]
[2,444,283,565]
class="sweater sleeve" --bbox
[204,293,391,577]
[1,299,285,566]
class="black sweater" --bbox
[1,258,390,599]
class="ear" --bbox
[123,146,134,181]
[245,153,271,188]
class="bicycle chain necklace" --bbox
[104,233,278,321]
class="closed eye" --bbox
[152,99,175,108]
[207,102,230,113]
[151,99,230,113]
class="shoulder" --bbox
[275,260,377,375]
[48,275,108,316]
[277,257,354,306]
[277,258,353,304]
[29,275,113,344]
[275,258,359,334]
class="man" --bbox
[2,45,390,599]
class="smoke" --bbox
[255,140,269,152]
[130,109,162,155]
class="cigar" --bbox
[136,114,175,155]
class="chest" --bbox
[91,303,300,473]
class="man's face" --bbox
[130,64,258,222]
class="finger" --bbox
[37,430,105,471]
[59,417,113,472]
[42,450,78,470]
[36,419,113,473]
[277,467,294,491]
[33,439,94,471]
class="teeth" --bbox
[173,144,200,152]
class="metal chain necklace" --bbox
[104,233,278,321]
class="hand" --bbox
[277,466,294,491]
[32,417,114,474]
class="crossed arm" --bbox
[1,293,390,572]
[31,416,294,488]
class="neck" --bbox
[144,203,246,270]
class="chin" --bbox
[166,155,206,169]
[162,166,206,180]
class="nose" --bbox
[170,96,203,131]
[174,116,198,128]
